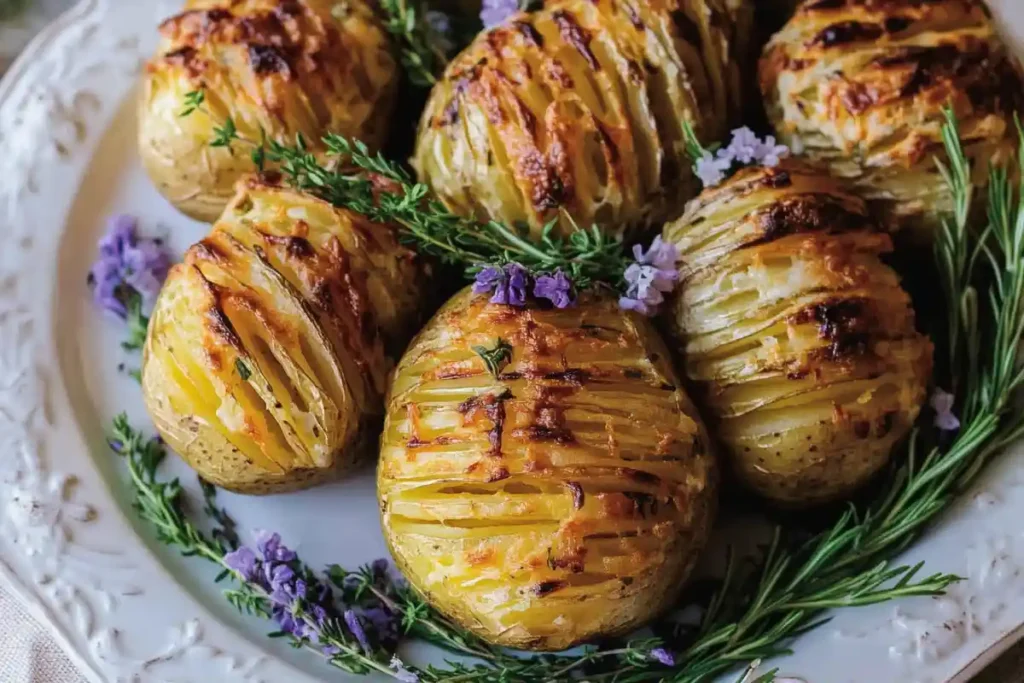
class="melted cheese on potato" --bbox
[378,290,716,650]
[759,0,1022,242]
[139,0,398,222]
[664,161,932,505]
[413,0,752,240]
[142,178,424,494]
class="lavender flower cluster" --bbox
[619,237,679,316]
[694,127,790,188]
[473,264,575,308]
[224,533,407,670]
[88,214,170,320]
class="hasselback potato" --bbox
[413,0,751,240]
[142,178,424,494]
[663,161,932,506]
[139,0,398,222]
[759,0,1022,242]
[378,289,716,649]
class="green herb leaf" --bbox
[121,292,149,352]
[211,116,239,151]
[471,338,513,378]
[179,90,206,117]
[234,358,252,380]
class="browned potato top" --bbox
[142,178,425,494]
[139,0,398,222]
[414,0,751,239]
[664,161,932,505]
[378,290,716,649]
[759,0,1022,241]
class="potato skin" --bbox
[663,161,932,506]
[413,0,751,240]
[759,0,1022,242]
[377,289,716,650]
[142,178,424,494]
[139,0,398,223]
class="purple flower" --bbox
[88,215,170,319]
[272,607,307,639]
[224,547,258,580]
[619,237,679,316]
[473,263,529,306]
[758,134,789,167]
[481,0,519,27]
[390,655,420,683]
[725,127,761,164]
[362,606,399,645]
[694,151,733,188]
[931,389,960,432]
[257,531,297,563]
[649,647,676,666]
[692,129,792,189]
[533,269,575,308]
[344,609,372,653]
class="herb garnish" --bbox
[378,0,451,87]
[471,338,513,378]
[234,359,252,381]
[113,109,1024,681]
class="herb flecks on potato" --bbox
[664,160,932,505]
[139,0,398,222]
[760,0,1023,243]
[142,178,425,494]
[413,0,751,240]
[378,289,716,650]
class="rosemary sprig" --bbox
[107,415,407,680]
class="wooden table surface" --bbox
[0,1,1020,682]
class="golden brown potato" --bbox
[759,0,1022,243]
[139,0,398,223]
[142,178,425,494]
[663,161,932,506]
[378,289,716,649]
[413,0,751,240]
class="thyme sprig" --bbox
[378,0,449,87]
[178,92,632,289]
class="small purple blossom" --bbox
[649,647,676,667]
[481,0,519,27]
[425,10,454,53]
[619,237,679,316]
[758,135,789,167]
[473,263,529,306]
[88,214,170,320]
[931,389,960,432]
[344,610,372,653]
[694,151,733,188]
[390,655,420,683]
[533,269,575,308]
[725,126,761,164]
[257,531,297,563]
[693,128,792,188]
[224,547,258,580]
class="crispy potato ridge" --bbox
[378,290,716,650]
[142,178,424,494]
[139,0,398,222]
[413,0,751,240]
[759,0,1022,243]
[664,161,932,505]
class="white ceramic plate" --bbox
[3,2,1024,682]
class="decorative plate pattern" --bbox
[0,1,1022,682]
